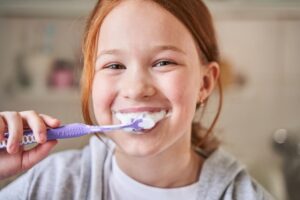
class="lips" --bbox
[113,109,169,133]
[117,107,167,113]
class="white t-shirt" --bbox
[108,155,199,200]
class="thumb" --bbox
[21,140,57,171]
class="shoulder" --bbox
[0,136,113,200]
[31,148,86,182]
[225,170,275,200]
[29,136,111,184]
[35,136,109,171]
[198,148,274,200]
[36,136,111,168]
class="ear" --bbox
[198,62,220,103]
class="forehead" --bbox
[97,0,198,54]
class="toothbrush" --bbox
[0,118,146,150]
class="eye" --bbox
[105,63,126,70]
[153,60,176,67]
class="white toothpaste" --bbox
[115,110,167,132]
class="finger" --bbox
[0,148,23,180]
[21,140,57,171]
[20,111,47,144]
[39,114,61,128]
[3,112,23,154]
[0,116,6,141]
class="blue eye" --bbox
[154,60,175,67]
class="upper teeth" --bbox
[115,110,167,131]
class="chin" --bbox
[112,134,165,158]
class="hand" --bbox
[0,111,60,180]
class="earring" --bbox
[199,100,205,108]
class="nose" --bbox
[120,68,156,100]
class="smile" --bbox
[113,109,170,133]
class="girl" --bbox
[0,0,274,199]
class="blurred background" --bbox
[0,0,300,199]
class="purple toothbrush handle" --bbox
[46,123,92,140]
[0,123,94,149]
[0,119,144,149]
[19,123,91,140]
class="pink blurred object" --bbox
[49,60,74,89]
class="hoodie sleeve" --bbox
[0,149,89,200]
[0,170,32,200]
[222,170,275,200]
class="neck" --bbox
[114,137,203,188]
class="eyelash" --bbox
[103,60,176,70]
[105,63,125,70]
[153,60,176,67]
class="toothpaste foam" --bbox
[115,110,167,132]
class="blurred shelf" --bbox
[0,0,97,18]
[0,0,300,20]
[2,88,81,104]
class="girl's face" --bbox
[92,0,210,157]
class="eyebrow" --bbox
[97,45,186,58]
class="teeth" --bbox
[115,110,168,131]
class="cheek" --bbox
[92,74,116,124]
[161,71,200,109]
[160,70,201,130]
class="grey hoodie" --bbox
[0,136,274,200]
